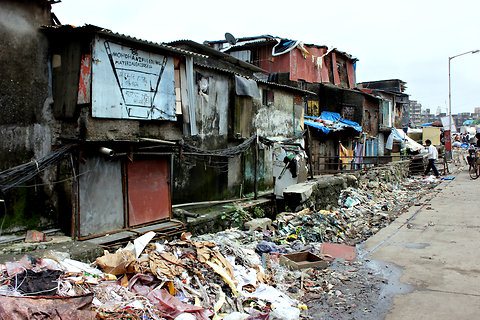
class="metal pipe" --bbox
[99,147,115,157]
[140,138,177,145]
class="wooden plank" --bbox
[85,231,136,245]
[132,220,184,234]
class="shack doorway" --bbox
[126,158,171,227]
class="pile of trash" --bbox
[0,231,304,319]
[274,177,439,245]
[0,176,440,319]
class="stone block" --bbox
[24,230,47,243]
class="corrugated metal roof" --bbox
[42,24,207,58]
[194,62,317,96]
[204,34,278,45]
[206,35,329,52]
[168,39,266,73]
[332,48,358,62]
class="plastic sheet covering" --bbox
[317,111,340,122]
[0,294,96,320]
[387,128,424,151]
[235,75,260,98]
[304,111,362,134]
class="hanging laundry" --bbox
[338,143,349,169]
[354,142,364,166]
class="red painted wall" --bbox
[289,46,327,83]
[252,44,355,87]
[331,52,340,86]
[257,45,291,74]
[347,61,355,88]
[256,45,328,83]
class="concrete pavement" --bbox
[363,168,480,319]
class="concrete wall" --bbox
[249,87,304,192]
[0,1,59,232]
[0,0,55,167]
[254,88,303,139]
[83,113,182,141]
[283,160,411,211]
[173,68,232,203]
[0,1,51,126]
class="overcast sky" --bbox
[53,0,480,114]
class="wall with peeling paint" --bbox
[0,1,60,232]
[194,69,230,148]
[173,68,307,203]
[243,87,305,194]
[255,88,304,139]
[173,68,233,203]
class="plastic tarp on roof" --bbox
[420,122,433,127]
[463,119,474,126]
[304,111,362,134]
[235,75,260,98]
[386,127,424,152]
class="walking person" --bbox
[424,139,439,178]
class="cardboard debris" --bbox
[320,243,357,261]
[95,250,135,276]
[280,252,329,270]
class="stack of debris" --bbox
[0,230,304,319]
[276,176,439,245]
[0,175,440,319]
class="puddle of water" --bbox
[404,242,430,249]
[365,259,414,318]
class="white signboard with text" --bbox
[92,36,176,120]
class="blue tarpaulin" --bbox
[304,120,331,134]
[317,111,341,122]
[305,111,362,134]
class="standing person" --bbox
[424,139,440,177]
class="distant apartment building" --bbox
[407,100,422,126]
[419,108,438,124]
[474,107,480,114]
[455,112,473,128]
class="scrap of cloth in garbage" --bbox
[0,294,96,320]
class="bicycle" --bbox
[468,147,480,179]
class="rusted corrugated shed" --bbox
[290,46,328,83]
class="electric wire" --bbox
[0,144,74,193]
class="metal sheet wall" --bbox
[127,158,171,226]
[79,156,124,237]
[91,36,176,121]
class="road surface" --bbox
[364,169,480,319]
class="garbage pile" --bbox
[0,231,303,319]
[275,177,439,245]
[0,176,440,319]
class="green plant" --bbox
[252,206,265,218]
[221,204,252,228]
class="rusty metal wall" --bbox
[127,158,171,226]
[79,156,124,237]
[256,45,327,84]
[290,47,326,83]
[347,62,355,88]
[331,52,341,86]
